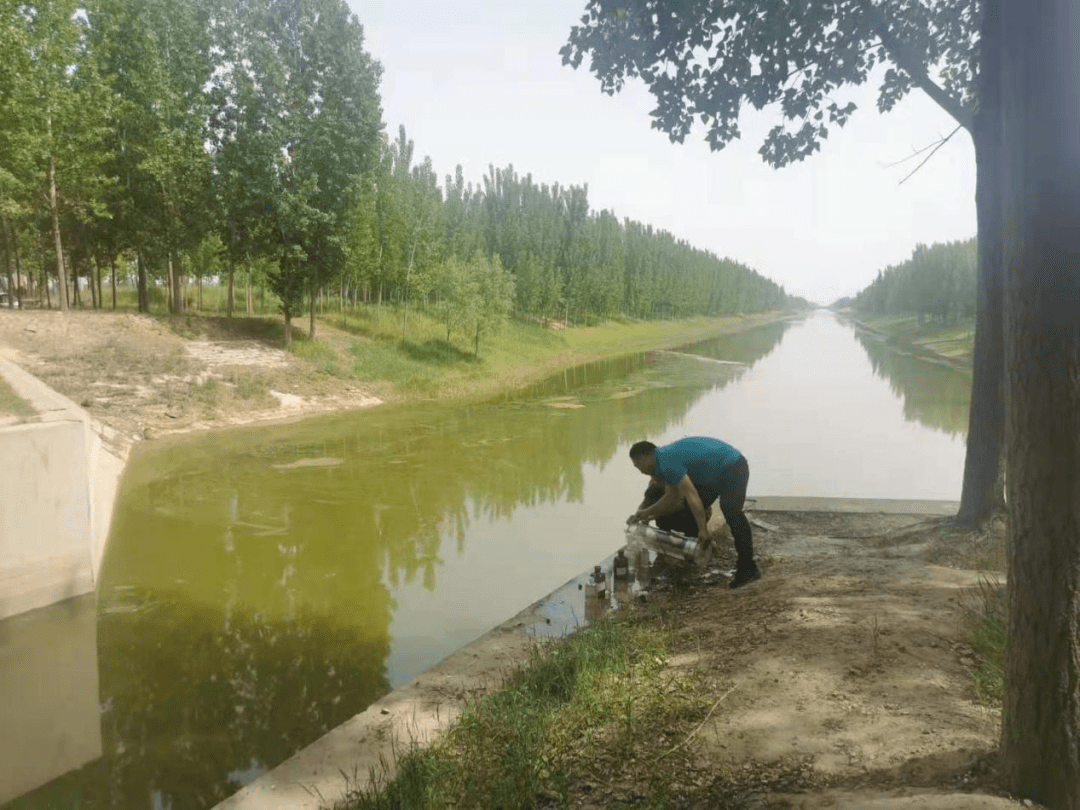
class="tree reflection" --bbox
[853,329,971,437]
[6,595,390,810]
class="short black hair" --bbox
[629,440,656,460]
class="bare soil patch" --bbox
[594,509,1027,809]
[0,309,381,442]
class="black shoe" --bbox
[729,563,761,589]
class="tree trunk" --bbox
[167,253,175,313]
[94,255,103,309]
[245,264,253,316]
[9,220,24,305]
[1,220,13,307]
[309,280,317,340]
[955,4,1005,529]
[136,247,148,313]
[169,249,183,315]
[109,251,117,310]
[227,259,235,318]
[284,310,292,348]
[998,0,1080,804]
[72,265,81,308]
[48,152,68,312]
[88,258,98,309]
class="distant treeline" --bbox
[837,239,977,323]
[0,0,800,341]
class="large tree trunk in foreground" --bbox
[998,0,1080,805]
[956,2,1005,527]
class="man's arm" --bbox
[676,474,712,541]
[631,483,682,524]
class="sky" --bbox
[350,0,977,306]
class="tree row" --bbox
[0,0,795,352]
[839,238,977,323]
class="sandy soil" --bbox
[597,509,1029,810]
[0,309,382,443]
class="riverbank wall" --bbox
[0,354,129,621]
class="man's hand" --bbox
[698,525,715,547]
[627,510,648,525]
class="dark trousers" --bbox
[716,456,754,569]
[643,456,754,568]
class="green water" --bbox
[0,311,973,809]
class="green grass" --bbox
[333,619,711,810]
[290,336,345,377]
[961,576,1007,708]
[40,283,789,402]
[230,369,271,401]
[862,315,975,366]
[0,376,34,417]
[334,304,782,400]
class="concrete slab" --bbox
[749,496,960,516]
[0,353,130,619]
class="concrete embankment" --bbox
[0,354,129,620]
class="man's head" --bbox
[629,440,657,476]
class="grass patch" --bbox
[332,305,785,401]
[333,619,711,810]
[961,575,1007,708]
[290,337,344,377]
[0,376,34,417]
[230,370,270,401]
[862,315,975,366]
[192,378,220,411]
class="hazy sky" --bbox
[352,0,977,305]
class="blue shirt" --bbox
[653,437,742,501]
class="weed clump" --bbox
[335,620,712,810]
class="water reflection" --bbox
[851,327,971,438]
[3,320,792,810]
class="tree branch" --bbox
[897,123,964,184]
[884,124,964,168]
[858,0,974,133]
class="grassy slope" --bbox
[306,306,788,402]
[859,315,975,367]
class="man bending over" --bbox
[628,437,760,588]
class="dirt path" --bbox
[623,509,1029,809]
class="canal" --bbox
[0,310,972,809]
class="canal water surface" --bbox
[0,310,972,809]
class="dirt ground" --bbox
[0,309,383,442]
[594,508,1028,810]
